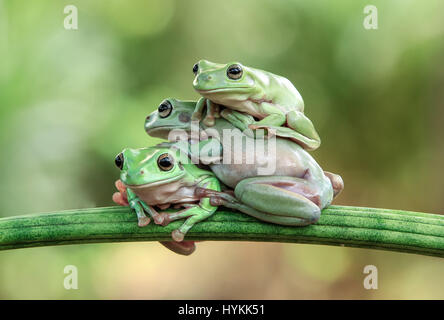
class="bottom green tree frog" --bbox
[114,146,220,242]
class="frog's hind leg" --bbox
[284,110,321,150]
[197,187,313,226]
[196,176,324,226]
[234,176,323,225]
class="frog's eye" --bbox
[157,153,174,171]
[192,63,199,75]
[115,153,124,170]
[227,64,243,80]
[158,100,172,118]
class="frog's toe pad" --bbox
[172,229,185,242]
[138,216,151,227]
[203,116,215,127]
[112,192,128,206]
[247,124,276,138]
[153,214,165,225]
[191,112,202,121]
[156,213,171,226]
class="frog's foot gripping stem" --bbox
[112,180,129,206]
[156,205,214,242]
[141,204,165,225]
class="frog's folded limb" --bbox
[126,189,148,226]
[192,98,220,127]
[196,175,332,226]
[155,177,220,242]
[126,188,158,227]
[220,108,321,150]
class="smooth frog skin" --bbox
[116,146,220,242]
[191,60,321,151]
[145,98,344,226]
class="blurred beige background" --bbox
[0,0,443,299]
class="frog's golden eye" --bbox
[227,64,243,80]
[192,63,199,75]
[115,153,124,170]
[158,100,172,118]
[157,153,174,171]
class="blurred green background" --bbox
[1,0,443,299]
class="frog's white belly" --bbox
[128,180,199,206]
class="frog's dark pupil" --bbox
[192,63,198,74]
[159,103,168,112]
[115,153,124,170]
[229,67,241,74]
[159,157,172,169]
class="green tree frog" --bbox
[145,98,343,226]
[192,60,321,151]
[114,146,220,242]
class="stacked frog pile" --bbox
[112,60,343,255]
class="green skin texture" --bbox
[192,60,321,151]
[145,98,339,227]
[118,146,220,242]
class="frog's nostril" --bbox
[146,115,150,120]
[140,170,145,175]
[200,74,212,82]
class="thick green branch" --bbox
[1,205,444,258]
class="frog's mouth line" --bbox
[124,173,186,189]
[196,87,251,94]
[146,125,190,133]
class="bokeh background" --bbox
[1,0,443,299]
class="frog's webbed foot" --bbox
[247,124,276,139]
[324,171,344,198]
[138,216,150,227]
[191,112,202,122]
[112,180,129,206]
[155,203,198,227]
[191,98,205,122]
[203,115,215,127]
[202,99,219,127]
[172,230,185,242]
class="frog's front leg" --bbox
[219,109,271,138]
[248,103,286,129]
[191,97,206,122]
[127,188,165,226]
[191,98,219,127]
[157,177,220,242]
[203,100,220,127]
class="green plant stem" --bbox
[1,205,444,258]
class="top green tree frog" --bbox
[192,60,321,150]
